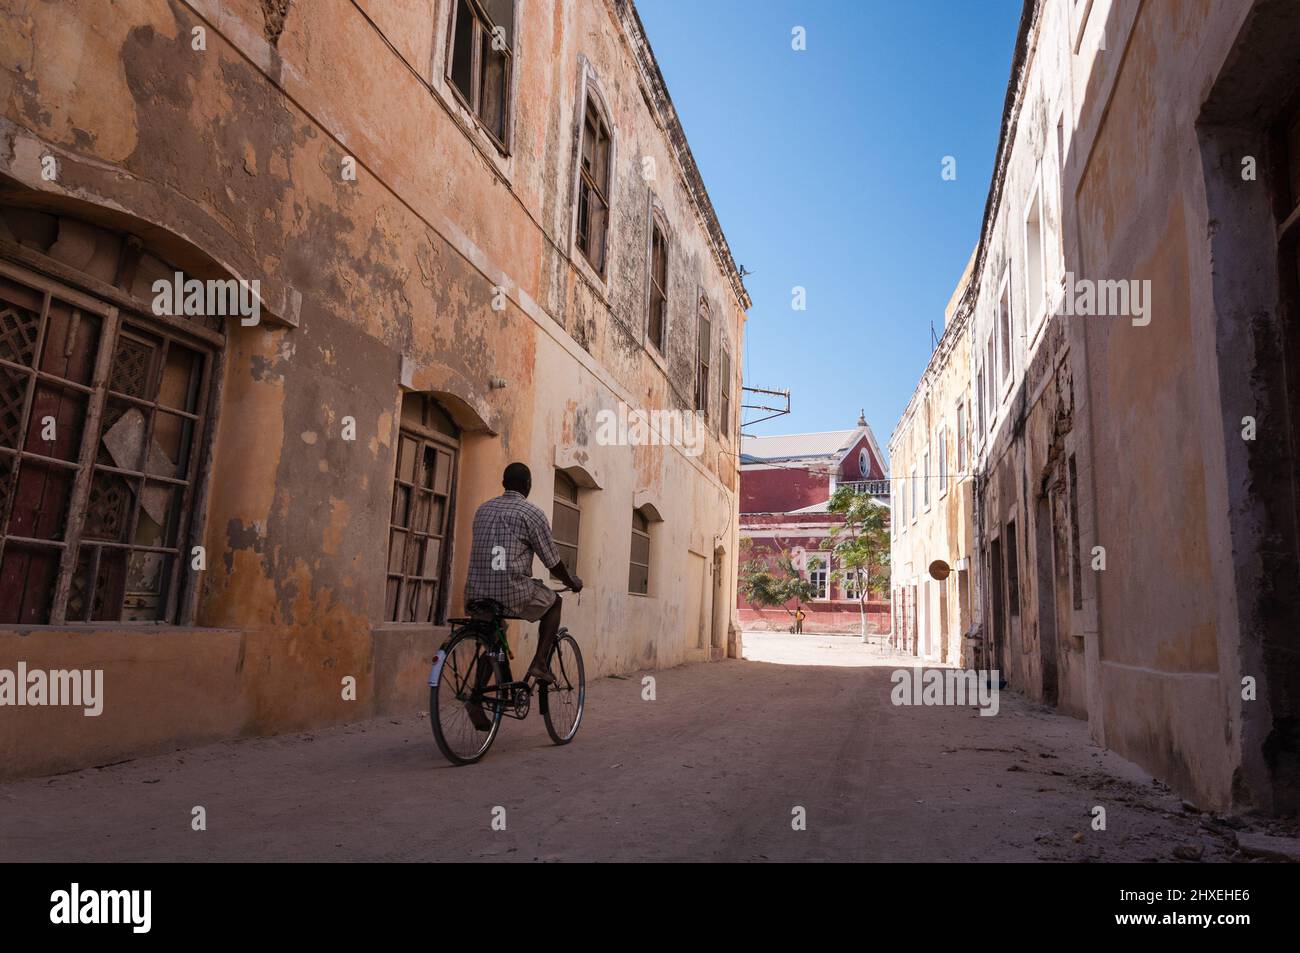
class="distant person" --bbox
[794,606,806,634]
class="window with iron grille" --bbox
[695,303,711,418]
[628,508,650,595]
[386,393,459,624]
[552,469,580,574]
[447,0,514,150]
[576,95,612,274]
[648,221,668,352]
[0,264,215,625]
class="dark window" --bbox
[552,470,580,574]
[648,221,667,352]
[1068,453,1083,610]
[1005,517,1019,616]
[0,269,214,624]
[447,0,513,148]
[386,394,459,624]
[989,538,1005,670]
[576,96,612,274]
[628,508,650,595]
[720,350,732,439]
[695,304,711,418]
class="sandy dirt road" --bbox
[0,633,1266,862]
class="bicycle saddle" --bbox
[466,598,507,618]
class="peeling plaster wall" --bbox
[0,0,747,778]
[890,321,974,667]
[951,0,1290,810]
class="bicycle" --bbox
[428,588,585,765]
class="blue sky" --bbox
[636,0,1023,452]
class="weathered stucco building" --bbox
[895,0,1300,813]
[0,0,748,779]
[889,256,976,664]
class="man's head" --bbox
[502,462,532,496]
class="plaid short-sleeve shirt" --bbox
[464,491,563,614]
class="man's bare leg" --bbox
[527,595,562,685]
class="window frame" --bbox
[922,447,931,510]
[986,335,997,430]
[955,399,966,474]
[444,0,515,154]
[843,563,861,601]
[809,558,829,601]
[909,465,918,523]
[628,507,650,596]
[0,258,218,627]
[719,349,732,440]
[1005,516,1020,618]
[998,270,1013,391]
[575,89,613,277]
[938,424,948,497]
[552,469,581,576]
[695,299,711,419]
[647,214,669,354]
[386,393,460,626]
[1024,174,1047,340]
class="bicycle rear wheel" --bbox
[540,630,584,745]
[431,630,504,765]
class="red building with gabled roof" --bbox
[738,413,892,634]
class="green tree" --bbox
[822,485,891,641]
[739,539,821,631]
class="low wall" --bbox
[0,624,440,780]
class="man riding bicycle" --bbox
[464,462,583,686]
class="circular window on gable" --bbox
[858,448,869,476]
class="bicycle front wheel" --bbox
[540,630,585,745]
[431,630,504,765]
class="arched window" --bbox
[576,90,612,274]
[628,508,651,595]
[387,393,460,624]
